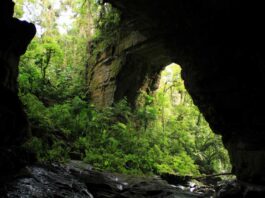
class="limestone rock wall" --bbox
[87,21,171,106]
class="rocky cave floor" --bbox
[1,160,263,198]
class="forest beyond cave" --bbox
[16,0,231,177]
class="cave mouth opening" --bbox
[14,0,232,179]
[3,0,265,196]
[147,62,233,176]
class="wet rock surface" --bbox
[1,165,92,198]
[0,160,206,198]
[2,161,265,197]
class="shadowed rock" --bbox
[0,0,36,174]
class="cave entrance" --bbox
[143,63,232,175]
[14,0,231,179]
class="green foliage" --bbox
[16,0,230,177]
[19,63,231,176]
[86,2,120,64]
[148,64,231,174]
[92,3,120,42]
[13,0,25,18]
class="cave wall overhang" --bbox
[87,0,265,184]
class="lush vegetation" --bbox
[15,0,231,176]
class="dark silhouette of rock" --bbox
[0,0,36,175]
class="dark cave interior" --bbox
[1,0,265,195]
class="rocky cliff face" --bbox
[87,23,171,106]
[87,0,265,185]
[0,0,36,173]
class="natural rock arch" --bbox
[87,0,265,184]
